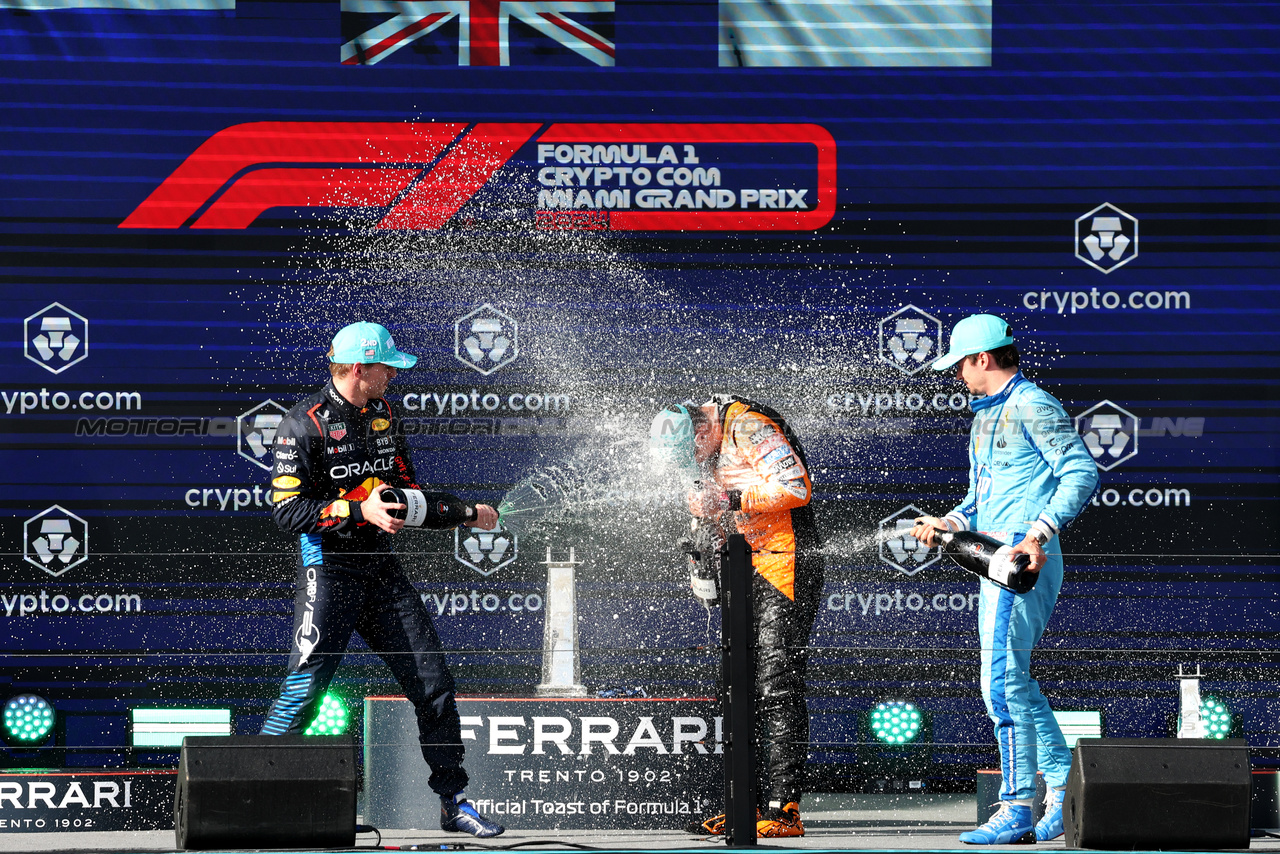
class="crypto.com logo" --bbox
[117,122,836,232]
[1075,203,1138,274]
[455,524,518,576]
[238,400,288,471]
[1075,400,1139,471]
[456,304,518,375]
[879,505,939,576]
[24,505,89,577]
[878,305,941,376]
[24,303,88,374]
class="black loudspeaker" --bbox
[174,735,357,850]
[1064,738,1251,850]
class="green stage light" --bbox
[869,700,922,745]
[3,694,55,744]
[304,693,349,736]
[1201,696,1232,740]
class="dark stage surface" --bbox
[5,794,1279,854]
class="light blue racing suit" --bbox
[942,372,1099,801]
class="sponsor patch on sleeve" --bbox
[271,490,300,504]
[272,475,301,489]
[780,478,809,499]
[321,499,351,519]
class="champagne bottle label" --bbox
[690,571,719,603]
[384,487,429,527]
[988,545,1018,586]
[399,488,428,527]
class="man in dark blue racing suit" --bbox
[261,321,505,838]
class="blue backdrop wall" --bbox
[1,0,1276,785]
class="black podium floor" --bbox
[7,826,1280,854]
[8,790,1280,854]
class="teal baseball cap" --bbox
[931,314,1014,371]
[649,404,699,481]
[330,322,417,368]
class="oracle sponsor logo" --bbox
[119,122,835,232]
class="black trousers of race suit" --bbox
[751,557,823,807]
[261,552,468,799]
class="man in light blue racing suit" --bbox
[911,314,1098,845]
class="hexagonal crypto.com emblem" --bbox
[24,505,89,577]
[455,523,517,576]
[879,305,942,376]
[24,302,88,374]
[1075,203,1138,274]
[455,304,518,375]
[237,400,288,471]
[1075,400,1139,471]
[879,504,939,576]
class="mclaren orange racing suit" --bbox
[705,395,823,808]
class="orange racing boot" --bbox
[756,802,804,838]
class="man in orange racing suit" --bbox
[261,321,505,838]
[652,395,823,838]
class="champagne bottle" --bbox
[938,530,1037,594]
[381,487,429,527]
[382,487,474,529]
[682,519,723,606]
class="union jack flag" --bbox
[341,0,614,67]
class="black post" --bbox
[721,533,756,847]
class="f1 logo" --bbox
[119,121,836,232]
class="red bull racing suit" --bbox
[261,380,477,798]
[705,395,823,807]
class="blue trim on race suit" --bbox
[261,671,313,735]
[985,587,1017,797]
[301,533,323,567]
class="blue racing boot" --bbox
[1035,787,1065,842]
[440,793,505,838]
[959,803,1035,845]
